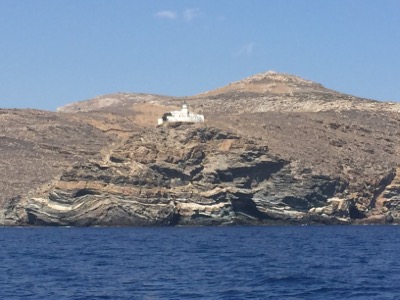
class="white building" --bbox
[158,103,205,125]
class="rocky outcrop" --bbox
[0,109,114,224]
[4,125,352,226]
[355,168,400,224]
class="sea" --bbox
[0,226,399,300]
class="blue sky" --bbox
[0,0,399,110]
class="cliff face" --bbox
[2,71,400,226]
[5,125,351,226]
[0,109,115,223]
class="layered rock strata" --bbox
[5,125,351,226]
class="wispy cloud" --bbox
[154,10,177,20]
[154,8,201,22]
[183,8,200,22]
[235,42,255,57]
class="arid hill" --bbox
[2,71,400,225]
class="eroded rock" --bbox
[4,125,352,226]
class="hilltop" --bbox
[198,71,332,96]
[58,71,400,115]
[2,71,400,225]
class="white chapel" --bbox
[158,103,205,125]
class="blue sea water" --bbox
[0,226,399,300]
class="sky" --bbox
[0,0,399,111]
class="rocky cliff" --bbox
[2,71,400,226]
[4,125,352,226]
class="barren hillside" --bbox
[57,71,400,187]
[2,71,400,225]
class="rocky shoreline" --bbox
[2,72,400,226]
[2,124,398,227]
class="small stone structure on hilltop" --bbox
[158,103,204,125]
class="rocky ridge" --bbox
[58,71,400,115]
[199,70,332,96]
[58,93,171,114]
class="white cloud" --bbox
[154,8,201,22]
[235,42,255,57]
[155,10,177,19]
[183,8,200,22]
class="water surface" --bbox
[0,226,398,299]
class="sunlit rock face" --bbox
[2,71,400,226]
[5,125,348,226]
